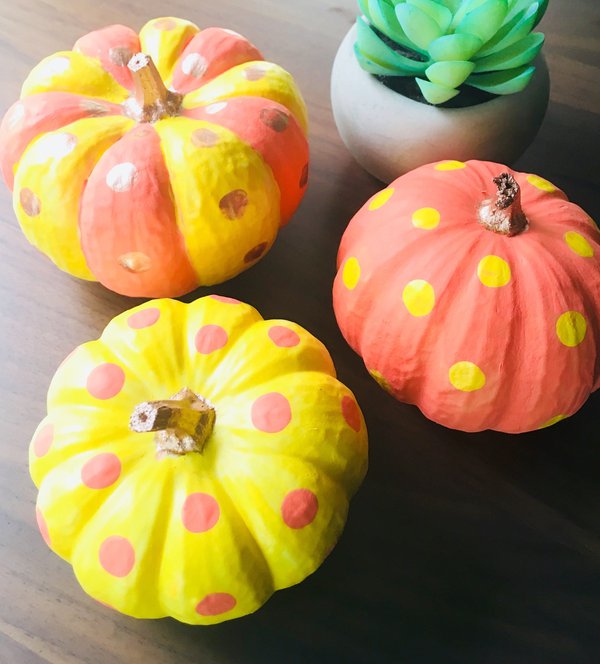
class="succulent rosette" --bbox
[355,0,548,104]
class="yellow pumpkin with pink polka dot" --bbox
[0,17,309,297]
[334,160,600,433]
[30,296,367,624]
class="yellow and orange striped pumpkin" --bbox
[0,17,309,297]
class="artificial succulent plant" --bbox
[355,0,548,104]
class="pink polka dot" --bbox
[127,307,161,329]
[33,423,53,457]
[210,295,240,304]
[182,493,220,533]
[99,536,135,577]
[81,453,121,489]
[36,508,51,547]
[281,489,319,529]
[268,325,300,348]
[195,325,228,354]
[251,393,291,433]
[195,593,237,616]
[86,363,125,400]
[341,396,361,432]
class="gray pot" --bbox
[331,24,550,183]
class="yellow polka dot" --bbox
[477,255,512,288]
[412,207,440,230]
[402,280,435,317]
[564,231,594,258]
[369,188,394,211]
[527,174,556,192]
[369,369,392,393]
[435,160,466,171]
[556,311,587,347]
[539,414,567,429]
[342,257,361,290]
[449,362,486,392]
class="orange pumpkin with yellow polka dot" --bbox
[0,17,309,297]
[333,160,600,433]
[30,296,367,624]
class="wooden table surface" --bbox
[1,1,599,662]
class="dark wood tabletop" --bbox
[1,1,599,662]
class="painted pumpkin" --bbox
[30,296,367,624]
[333,160,600,433]
[0,17,309,297]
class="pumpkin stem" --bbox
[478,173,528,236]
[127,53,183,122]
[129,387,216,455]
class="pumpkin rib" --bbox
[154,117,281,286]
[79,123,200,298]
[13,115,134,281]
[182,61,309,134]
[183,96,309,225]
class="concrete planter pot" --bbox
[331,24,550,183]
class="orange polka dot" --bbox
[99,536,135,577]
[86,364,125,400]
[181,493,220,533]
[36,508,51,547]
[33,423,53,457]
[251,393,291,433]
[341,395,361,432]
[268,325,300,348]
[195,325,228,354]
[127,307,160,329]
[195,593,237,616]
[81,453,121,489]
[281,489,319,529]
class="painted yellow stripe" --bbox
[21,51,129,102]
[14,116,134,279]
[183,61,308,134]
[139,17,199,84]
[155,116,280,285]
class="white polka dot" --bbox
[106,162,138,192]
[29,132,77,164]
[181,53,207,77]
[40,56,71,78]
[205,101,228,115]
[7,103,25,129]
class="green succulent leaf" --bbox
[354,45,412,76]
[474,32,544,72]
[426,60,476,87]
[506,0,548,27]
[406,0,453,32]
[450,0,490,30]
[456,0,509,45]
[366,0,414,49]
[428,33,483,61]
[416,77,460,104]
[357,0,370,17]
[435,0,463,12]
[356,16,429,73]
[476,3,539,56]
[467,64,535,94]
[395,3,443,50]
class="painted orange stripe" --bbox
[183,96,308,224]
[79,124,199,298]
[0,92,122,190]
[73,24,141,91]
[171,28,263,94]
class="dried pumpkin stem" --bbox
[127,53,183,122]
[478,173,528,236]
[130,387,216,455]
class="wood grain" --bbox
[0,1,599,662]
